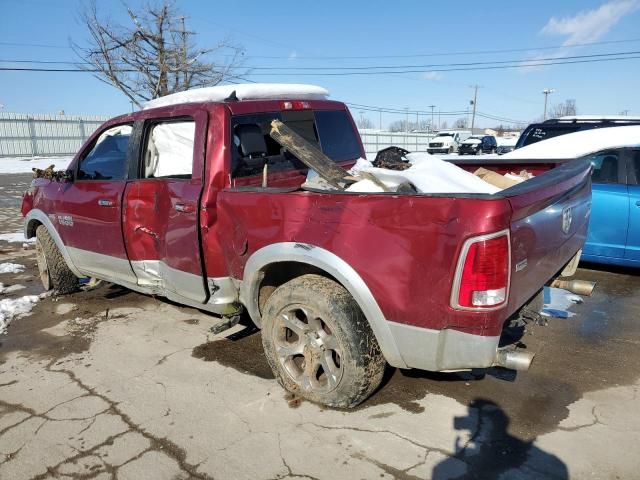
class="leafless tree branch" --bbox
[72,1,246,107]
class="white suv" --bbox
[427,130,471,154]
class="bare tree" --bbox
[73,1,245,107]
[549,99,577,119]
[440,120,448,130]
[356,116,374,129]
[453,117,468,129]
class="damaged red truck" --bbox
[21,86,591,407]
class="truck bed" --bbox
[215,157,591,339]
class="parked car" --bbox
[496,137,518,155]
[515,116,640,150]
[22,84,591,407]
[504,125,640,267]
[458,135,497,155]
[427,130,471,154]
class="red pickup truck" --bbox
[22,85,591,407]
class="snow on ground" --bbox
[0,295,39,334]
[0,283,25,294]
[0,232,34,243]
[496,137,517,147]
[541,286,583,318]
[0,156,72,174]
[0,263,25,274]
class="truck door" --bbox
[122,112,208,303]
[624,149,640,262]
[583,150,629,261]
[58,124,137,283]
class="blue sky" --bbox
[2,0,640,128]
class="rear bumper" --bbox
[386,321,500,371]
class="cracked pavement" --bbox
[1,172,640,479]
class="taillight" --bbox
[451,230,510,310]
[281,101,310,110]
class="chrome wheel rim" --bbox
[274,305,344,394]
[35,238,51,290]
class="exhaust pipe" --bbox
[494,349,535,371]
[551,279,596,296]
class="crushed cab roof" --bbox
[143,83,330,110]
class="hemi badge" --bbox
[515,259,528,272]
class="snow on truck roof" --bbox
[502,125,640,160]
[143,83,330,110]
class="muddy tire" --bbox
[35,225,78,294]
[261,274,386,408]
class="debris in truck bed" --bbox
[372,147,412,170]
[269,119,354,189]
[346,154,501,194]
[474,168,534,189]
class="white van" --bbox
[427,130,472,154]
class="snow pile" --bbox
[502,125,640,160]
[0,232,34,244]
[497,137,517,147]
[0,283,25,294]
[0,263,25,274]
[0,295,39,334]
[541,286,583,318]
[144,83,329,110]
[461,138,482,145]
[0,156,72,174]
[345,153,500,194]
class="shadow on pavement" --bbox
[432,398,568,480]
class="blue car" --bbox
[582,147,640,267]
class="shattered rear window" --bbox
[230,110,360,178]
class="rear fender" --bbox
[240,242,406,368]
[24,209,83,278]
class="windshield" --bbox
[517,125,583,148]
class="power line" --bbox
[3,36,640,60]
[238,53,640,76]
[7,48,638,71]
[4,51,640,76]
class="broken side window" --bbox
[142,119,195,179]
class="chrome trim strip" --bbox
[67,246,139,285]
[130,259,208,303]
[207,277,239,306]
[449,229,512,312]
[24,209,84,278]
[241,242,407,368]
[387,321,500,371]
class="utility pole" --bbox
[428,105,435,131]
[359,111,365,127]
[405,107,409,134]
[470,85,481,131]
[542,88,555,120]
[438,109,441,130]
[620,109,630,116]
[379,109,382,130]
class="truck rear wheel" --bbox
[35,225,78,294]
[261,274,386,408]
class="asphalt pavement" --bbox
[0,178,638,479]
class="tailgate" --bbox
[502,158,592,315]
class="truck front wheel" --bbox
[261,274,386,408]
[35,225,78,294]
